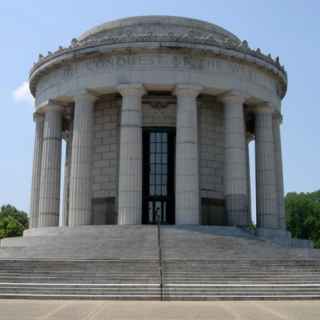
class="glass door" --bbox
[142,128,175,224]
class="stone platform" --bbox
[0,226,320,300]
[0,226,159,260]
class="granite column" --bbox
[117,84,145,224]
[221,92,249,226]
[68,92,95,226]
[255,105,278,229]
[29,113,44,228]
[174,84,202,224]
[38,104,63,227]
[273,112,286,229]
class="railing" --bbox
[156,212,164,300]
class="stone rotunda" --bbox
[28,15,287,232]
[2,15,320,301]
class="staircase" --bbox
[160,226,320,300]
[0,225,320,300]
[163,260,320,300]
[0,259,160,299]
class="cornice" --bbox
[29,28,287,99]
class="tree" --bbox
[285,191,320,248]
[0,205,29,239]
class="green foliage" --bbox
[285,190,320,248]
[248,223,256,230]
[0,205,29,239]
[246,223,256,232]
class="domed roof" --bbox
[78,15,241,45]
[29,15,287,98]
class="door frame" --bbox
[142,127,175,225]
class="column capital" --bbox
[38,100,64,114]
[117,83,146,97]
[73,90,96,105]
[219,90,248,105]
[255,102,274,114]
[174,84,203,97]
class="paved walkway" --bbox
[0,300,320,319]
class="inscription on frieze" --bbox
[37,53,276,97]
[82,53,275,91]
[84,54,221,72]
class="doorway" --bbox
[142,128,175,224]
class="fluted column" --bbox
[29,113,44,228]
[255,104,278,229]
[117,84,145,224]
[273,112,286,229]
[68,92,95,226]
[62,122,73,227]
[174,84,202,224]
[38,105,63,227]
[221,92,249,226]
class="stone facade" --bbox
[199,100,224,199]
[28,16,287,231]
[92,99,119,199]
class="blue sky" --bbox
[0,1,319,214]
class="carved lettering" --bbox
[80,54,276,92]
[38,53,277,99]
[229,63,243,73]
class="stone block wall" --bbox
[199,100,224,199]
[91,98,119,223]
[199,100,225,224]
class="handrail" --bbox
[157,220,164,301]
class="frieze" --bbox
[35,53,277,98]
[82,54,276,92]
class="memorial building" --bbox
[2,16,320,301]
[29,16,287,231]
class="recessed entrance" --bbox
[142,128,175,224]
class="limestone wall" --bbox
[91,98,119,223]
[199,100,224,199]
[90,96,225,225]
[199,100,225,224]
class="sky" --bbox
[0,0,319,216]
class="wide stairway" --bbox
[0,226,161,299]
[0,260,160,299]
[161,226,320,300]
[0,225,320,300]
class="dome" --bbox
[29,15,287,99]
[78,15,241,46]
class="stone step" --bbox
[164,276,320,281]
[2,273,318,278]
[1,225,320,300]
[0,274,315,279]
[164,275,320,280]
[163,272,320,276]
[0,294,161,300]
[2,279,318,285]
